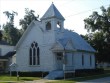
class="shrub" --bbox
[11,71,48,77]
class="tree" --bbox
[3,11,21,45]
[19,8,39,32]
[0,30,3,41]
[84,5,110,63]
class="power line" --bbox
[65,4,110,18]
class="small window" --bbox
[90,55,92,66]
[57,21,61,28]
[82,54,84,66]
[46,22,51,30]
[0,48,1,55]
[56,53,62,60]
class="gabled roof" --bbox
[62,30,96,52]
[4,51,16,57]
[0,51,16,59]
[41,3,65,20]
[51,41,64,52]
[51,39,76,52]
[53,29,96,53]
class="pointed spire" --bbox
[41,3,65,20]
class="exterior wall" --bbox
[16,23,56,72]
[0,45,14,56]
[74,52,82,69]
[65,53,74,71]
[74,52,95,70]
[12,55,16,63]
[0,61,4,70]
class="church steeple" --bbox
[41,3,65,21]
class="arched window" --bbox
[29,42,40,65]
[57,21,61,28]
[46,22,51,30]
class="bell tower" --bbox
[40,3,65,44]
[41,3,65,31]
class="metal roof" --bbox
[41,3,65,20]
[0,51,16,59]
[57,29,96,52]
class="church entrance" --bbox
[56,52,63,70]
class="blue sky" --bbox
[0,0,110,35]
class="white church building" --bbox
[12,3,96,78]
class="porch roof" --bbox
[52,29,96,53]
[0,51,16,60]
[51,40,76,52]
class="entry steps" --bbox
[44,70,64,80]
[44,70,75,79]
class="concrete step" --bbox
[44,70,64,80]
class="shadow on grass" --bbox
[46,73,110,83]
[66,73,110,82]
[20,78,33,81]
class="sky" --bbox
[0,0,110,35]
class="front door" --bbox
[56,52,63,70]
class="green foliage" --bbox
[3,11,18,24]
[19,8,39,32]
[84,5,110,62]
[2,11,21,45]
[1,8,39,45]
[0,30,3,40]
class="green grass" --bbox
[1,69,110,83]
[0,74,41,82]
[47,68,110,83]
[47,80,76,83]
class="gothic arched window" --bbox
[29,42,40,65]
[46,22,51,30]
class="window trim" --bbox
[29,42,40,66]
[46,22,51,30]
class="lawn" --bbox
[1,73,110,83]
[47,73,110,83]
[46,68,110,83]
[0,74,41,82]
[1,68,110,83]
